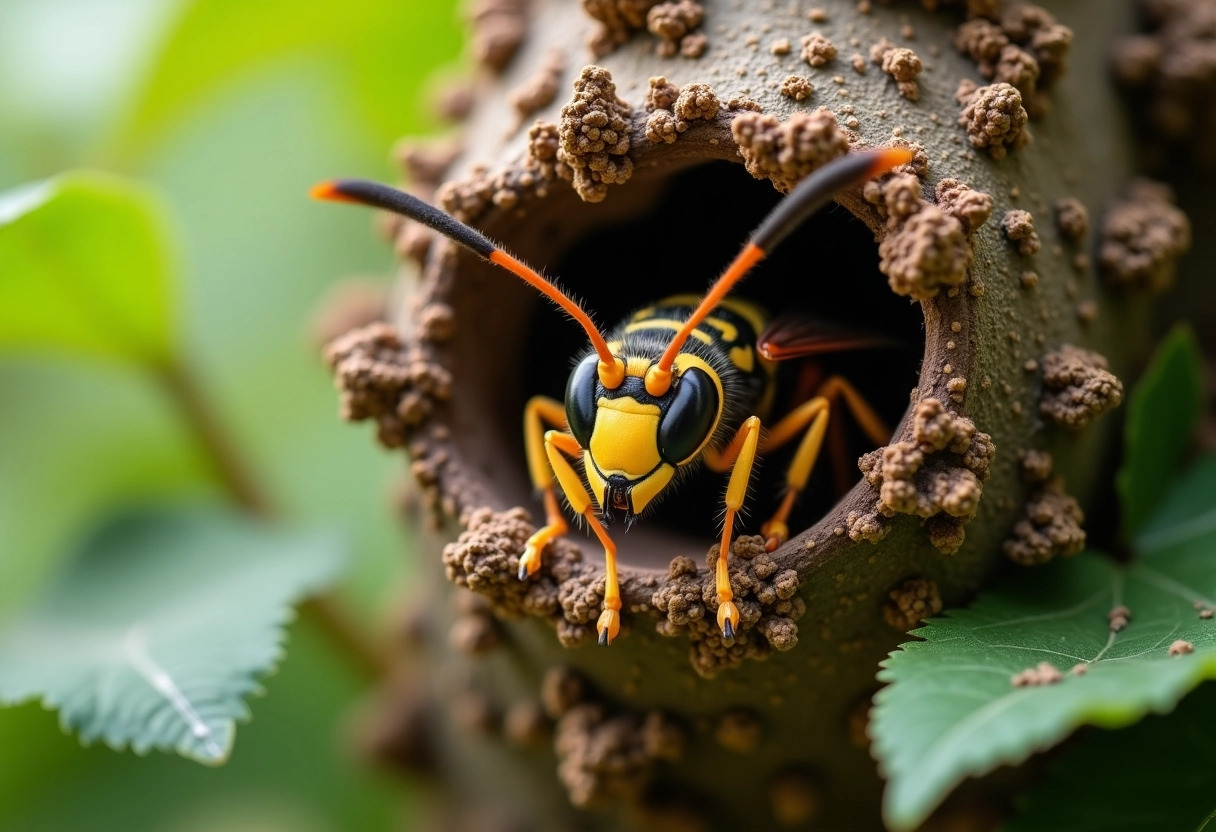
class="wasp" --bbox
[313,146,912,646]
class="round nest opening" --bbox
[440,158,924,571]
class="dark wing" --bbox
[756,314,902,361]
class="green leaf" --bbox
[0,506,344,764]
[872,458,1216,831]
[0,172,177,365]
[1005,682,1216,832]
[1119,324,1205,537]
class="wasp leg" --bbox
[756,376,889,551]
[542,429,622,645]
[702,415,763,640]
[520,396,574,580]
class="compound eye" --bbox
[565,353,600,447]
[658,368,719,464]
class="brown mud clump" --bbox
[780,74,814,101]
[1020,449,1054,483]
[645,109,679,144]
[442,508,605,647]
[952,5,1073,117]
[865,171,985,300]
[510,49,566,122]
[652,539,805,678]
[999,4,1073,89]
[326,323,452,448]
[582,0,659,56]
[1099,179,1191,293]
[644,80,719,143]
[883,578,943,631]
[673,82,720,125]
[647,1,705,58]
[878,206,973,299]
[643,75,679,111]
[801,32,838,67]
[1039,345,1124,430]
[449,592,503,655]
[559,66,634,202]
[956,81,1030,159]
[555,702,684,807]
[731,108,850,193]
[857,398,996,554]
[1002,209,1041,255]
[470,0,529,73]
[1003,478,1085,566]
[870,38,923,101]
[1055,197,1090,241]
[863,171,923,228]
[934,178,994,237]
[526,121,570,184]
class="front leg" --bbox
[542,430,622,646]
[519,396,573,579]
[702,415,763,639]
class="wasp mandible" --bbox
[313,146,913,647]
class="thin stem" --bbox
[158,362,273,518]
[300,596,392,680]
[157,360,390,679]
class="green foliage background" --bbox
[0,0,461,828]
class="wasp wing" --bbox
[756,314,902,361]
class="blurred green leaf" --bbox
[1005,682,1216,832]
[0,621,406,832]
[872,458,1216,832]
[0,506,344,764]
[0,171,176,365]
[0,361,213,623]
[108,0,464,164]
[1118,324,1205,538]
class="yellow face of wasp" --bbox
[565,349,724,523]
[582,396,676,517]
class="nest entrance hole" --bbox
[448,160,924,570]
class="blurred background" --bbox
[0,0,463,828]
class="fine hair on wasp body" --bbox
[312,146,914,648]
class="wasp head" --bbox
[563,351,722,525]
